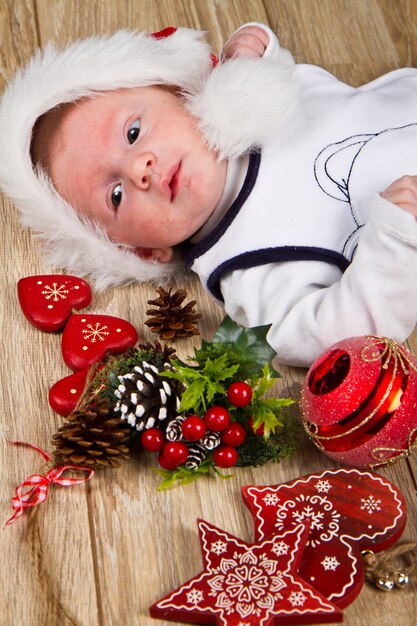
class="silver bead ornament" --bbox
[376,576,395,591]
[393,570,409,588]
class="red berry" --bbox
[158,451,178,471]
[221,423,246,447]
[181,415,207,441]
[141,428,165,452]
[204,406,230,432]
[212,446,238,468]
[227,381,253,407]
[248,415,265,436]
[161,441,189,468]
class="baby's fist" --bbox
[381,175,417,220]
[222,25,269,59]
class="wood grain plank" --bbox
[0,0,39,89]
[263,0,399,84]
[2,1,417,625]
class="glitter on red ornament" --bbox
[302,336,417,467]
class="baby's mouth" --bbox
[169,162,182,201]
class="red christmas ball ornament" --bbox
[221,422,247,447]
[160,442,189,469]
[181,415,207,441]
[301,336,417,468]
[212,445,238,468]
[204,406,230,432]
[227,381,253,407]
[141,428,165,452]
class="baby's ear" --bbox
[132,247,174,263]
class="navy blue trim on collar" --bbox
[207,247,351,302]
[183,152,261,268]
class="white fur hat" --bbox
[0,25,295,289]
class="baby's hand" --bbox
[381,175,417,219]
[222,25,269,59]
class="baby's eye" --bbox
[127,119,141,144]
[111,184,122,209]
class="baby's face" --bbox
[47,86,227,260]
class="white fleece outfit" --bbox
[184,26,417,367]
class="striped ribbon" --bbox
[6,441,94,526]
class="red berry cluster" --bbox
[141,381,254,471]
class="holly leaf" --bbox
[253,363,278,398]
[211,316,277,377]
[251,396,294,439]
[154,459,232,490]
[162,353,240,412]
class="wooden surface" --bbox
[1,1,417,625]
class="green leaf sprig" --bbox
[163,352,240,413]
[157,316,297,487]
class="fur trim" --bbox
[187,49,296,160]
[0,27,297,288]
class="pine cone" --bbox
[165,415,186,441]
[200,431,221,451]
[145,287,201,340]
[114,361,184,431]
[185,444,207,470]
[52,401,131,469]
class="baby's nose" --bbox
[130,153,155,190]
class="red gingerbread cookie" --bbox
[242,468,407,609]
[150,519,342,625]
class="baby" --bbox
[2,23,417,366]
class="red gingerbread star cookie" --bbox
[242,468,406,609]
[150,519,342,625]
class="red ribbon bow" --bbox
[6,441,94,526]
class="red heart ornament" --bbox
[17,275,92,332]
[242,468,406,609]
[62,314,138,371]
[49,368,90,416]
[150,519,342,625]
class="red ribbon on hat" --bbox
[151,26,219,66]
[6,441,94,526]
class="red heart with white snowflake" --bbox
[49,368,90,416]
[62,314,138,371]
[17,275,92,332]
[242,468,406,609]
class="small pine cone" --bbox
[145,287,201,340]
[165,415,186,442]
[185,444,208,470]
[52,400,131,470]
[114,361,184,431]
[200,431,221,451]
